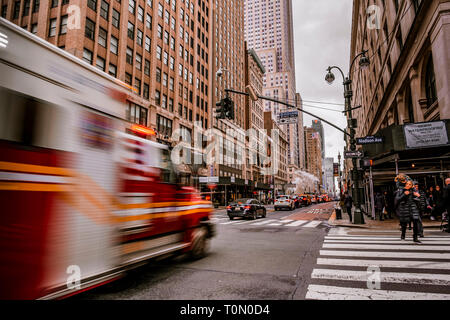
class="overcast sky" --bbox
[292,1,353,166]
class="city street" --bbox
[76,202,335,300]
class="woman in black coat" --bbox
[395,180,422,243]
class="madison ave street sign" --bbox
[344,150,364,158]
[356,136,384,144]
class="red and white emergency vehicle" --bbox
[0,18,214,300]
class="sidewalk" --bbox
[328,208,444,229]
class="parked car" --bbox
[310,195,317,204]
[274,195,294,211]
[227,198,266,220]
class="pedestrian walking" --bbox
[394,175,422,243]
[344,192,353,223]
[441,178,450,233]
[432,185,444,220]
[383,191,393,219]
[413,181,427,238]
[374,192,385,221]
[427,187,434,219]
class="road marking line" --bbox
[311,268,450,286]
[220,220,243,225]
[280,219,294,223]
[322,243,450,251]
[233,220,257,225]
[319,250,450,259]
[324,240,450,245]
[305,284,450,300]
[285,220,309,227]
[303,221,322,228]
[316,258,450,270]
[325,236,450,241]
[251,219,277,226]
[267,223,282,226]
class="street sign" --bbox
[356,136,384,144]
[277,111,298,124]
[199,176,219,183]
[344,150,364,158]
[404,121,449,149]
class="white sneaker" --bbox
[430,216,436,221]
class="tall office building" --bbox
[243,0,302,173]
[311,119,325,159]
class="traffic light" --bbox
[215,99,226,119]
[224,97,234,120]
[215,97,234,120]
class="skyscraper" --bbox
[243,0,302,174]
[311,119,325,159]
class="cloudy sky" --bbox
[292,0,353,166]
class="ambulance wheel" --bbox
[189,226,209,260]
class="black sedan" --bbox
[226,198,267,220]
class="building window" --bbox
[134,78,141,94]
[98,27,107,47]
[138,6,144,21]
[33,0,40,13]
[108,64,117,77]
[155,90,161,105]
[126,47,133,65]
[143,83,149,99]
[110,35,118,54]
[48,18,57,37]
[13,1,20,19]
[144,59,150,75]
[156,46,162,60]
[157,115,173,137]
[128,21,135,39]
[162,94,167,109]
[85,18,95,40]
[145,36,151,52]
[156,67,161,82]
[136,53,142,70]
[100,0,109,20]
[112,9,120,28]
[51,0,58,8]
[31,23,38,34]
[83,48,93,64]
[146,14,152,29]
[23,0,30,17]
[87,0,97,11]
[96,56,106,71]
[425,56,437,107]
[137,29,143,46]
[126,102,148,126]
[60,15,68,35]
[128,0,136,14]
[125,72,132,85]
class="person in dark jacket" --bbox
[383,191,393,219]
[441,178,450,233]
[395,180,422,243]
[344,192,353,222]
[414,181,427,238]
[374,192,385,221]
[433,185,444,220]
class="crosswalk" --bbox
[210,216,324,229]
[306,234,450,300]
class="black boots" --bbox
[414,237,422,244]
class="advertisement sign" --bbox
[199,177,219,183]
[277,111,298,124]
[404,121,449,149]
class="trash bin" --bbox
[335,206,342,220]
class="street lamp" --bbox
[325,49,369,225]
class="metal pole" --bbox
[369,165,375,220]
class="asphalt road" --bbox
[76,202,335,300]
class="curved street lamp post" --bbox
[325,50,370,224]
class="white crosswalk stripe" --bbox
[215,218,324,228]
[306,234,450,300]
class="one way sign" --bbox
[344,150,364,158]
